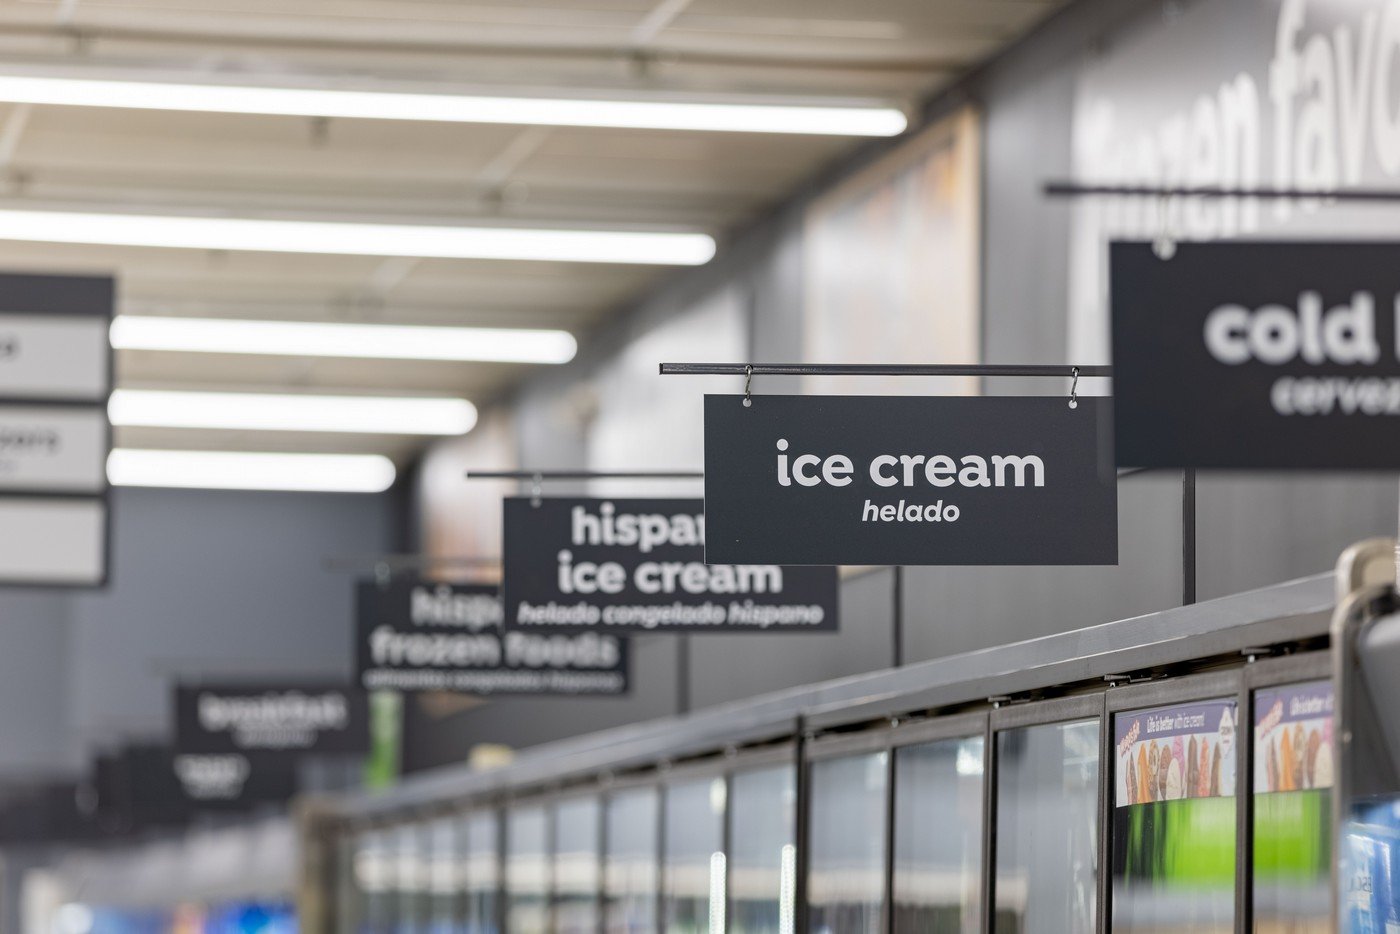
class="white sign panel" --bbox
[0,498,104,585]
[0,314,110,401]
[0,406,106,493]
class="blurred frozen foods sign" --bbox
[174,684,370,756]
[355,580,630,695]
[703,394,1117,566]
[1254,680,1334,794]
[1115,699,1238,807]
[0,271,112,586]
[1070,0,1400,365]
[501,497,840,632]
[1112,241,1400,467]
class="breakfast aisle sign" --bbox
[1113,241,1400,468]
[702,394,1117,566]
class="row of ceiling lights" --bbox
[7,69,908,493]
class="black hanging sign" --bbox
[355,580,630,695]
[703,394,1117,566]
[174,684,370,756]
[101,744,299,823]
[502,497,840,632]
[1113,241,1400,468]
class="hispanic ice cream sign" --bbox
[1254,680,1334,793]
[1116,699,1237,807]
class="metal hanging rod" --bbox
[465,469,703,481]
[659,362,1110,378]
[1044,181,1400,202]
[322,553,501,572]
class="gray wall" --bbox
[403,0,1400,768]
[0,486,399,778]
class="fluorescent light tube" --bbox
[0,209,716,265]
[0,74,908,136]
[111,316,578,364]
[109,390,477,435]
[108,449,396,493]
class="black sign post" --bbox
[355,580,630,695]
[1113,241,1400,468]
[702,394,1118,566]
[501,497,840,633]
[174,684,370,757]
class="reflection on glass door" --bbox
[396,823,431,934]
[1253,681,1331,934]
[729,765,796,934]
[427,817,461,934]
[605,787,660,934]
[664,777,726,933]
[1112,699,1236,934]
[354,830,395,934]
[893,735,984,934]
[994,719,1099,934]
[463,812,498,934]
[507,806,550,934]
[555,796,601,934]
[807,751,888,934]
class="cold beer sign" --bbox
[1112,242,1400,468]
[703,395,1117,566]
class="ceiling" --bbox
[0,0,1068,465]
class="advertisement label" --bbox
[356,580,630,695]
[502,497,840,632]
[1113,241,1400,468]
[1255,680,1334,793]
[1115,699,1238,807]
[174,684,370,756]
[703,394,1117,566]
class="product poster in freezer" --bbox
[1116,700,1238,806]
[1255,681,1334,794]
[501,497,839,633]
[356,580,630,696]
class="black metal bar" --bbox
[980,717,997,934]
[659,362,1111,378]
[793,720,811,934]
[464,470,703,481]
[1182,469,1197,606]
[721,771,734,934]
[1096,691,1112,934]
[1045,181,1400,202]
[1235,671,1253,934]
[676,636,691,716]
[883,740,896,934]
[892,566,904,669]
